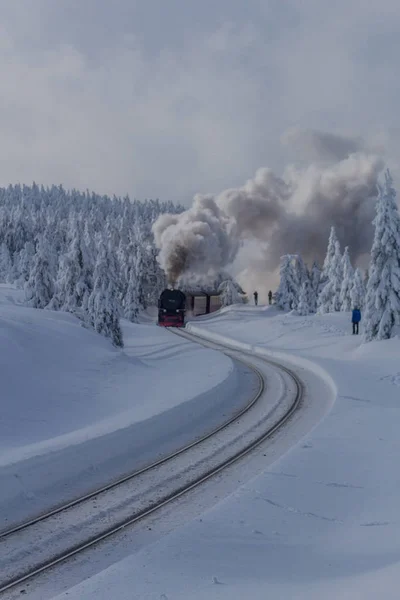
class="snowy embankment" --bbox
[54,304,400,600]
[0,285,255,530]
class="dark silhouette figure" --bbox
[352,307,361,334]
[268,290,272,305]
[254,291,258,306]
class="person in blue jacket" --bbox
[352,307,361,334]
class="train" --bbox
[157,288,186,327]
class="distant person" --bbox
[352,306,361,334]
[254,291,258,306]
[268,290,272,305]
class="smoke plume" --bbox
[153,129,385,295]
[153,194,239,286]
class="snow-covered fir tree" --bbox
[350,267,366,310]
[50,228,90,312]
[87,243,123,347]
[124,254,141,323]
[321,226,339,281]
[218,279,243,307]
[297,279,314,315]
[16,241,35,288]
[318,240,343,313]
[339,246,354,312]
[25,237,54,308]
[293,254,310,309]
[317,226,339,312]
[364,169,400,341]
[0,243,12,282]
[275,255,299,311]
[310,260,322,313]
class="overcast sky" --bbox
[1,0,400,205]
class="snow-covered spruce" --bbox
[275,255,299,311]
[318,239,343,313]
[350,268,366,310]
[87,242,124,347]
[318,226,338,312]
[339,246,354,312]
[320,226,338,284]
[310,260,322,313]
[297,279,314,315]
[293,255,310,310]
[364,170,400,341]
[218,279,244,307]
[24,237,55,309]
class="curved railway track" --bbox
[0,329,303,595]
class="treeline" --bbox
[275,169,400,342]
[0,183,184,347]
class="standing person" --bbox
[352,306,361,334]
[253,290,258,306]
[268,290,272,305]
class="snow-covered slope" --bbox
[0,285,255,529]
[52,304,400,600]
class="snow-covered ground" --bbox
[0,285,258,530]
[50,303,400,600]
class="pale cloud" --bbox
[0,0,399,203]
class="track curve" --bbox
[0,329,303,595]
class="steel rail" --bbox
[0,329,302,595]
[0,345,263,540]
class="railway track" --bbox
[0,329,303,596]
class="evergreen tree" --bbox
[25,237,54,308]
[124,259,140,323]
[275,255,298,310]
[297,279,313,315]
[0,243,12,282]
[364,170,400,341]
[51,233,84,312]
[310,260,322,313]
[218,279,243,307]
[293,254,309,309]
[318,226,339,311]
[350,267,366,310]
[321,226,339,281]
[17,241,35,287]
[318,240,343,313]
[339,246,354,312]
[87,243,124,347]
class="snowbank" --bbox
[0,285,258,529]
[52,304,400,600]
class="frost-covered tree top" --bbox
[364,169,400,341]
[322,226,339,277]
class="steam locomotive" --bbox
[157,288,186,327]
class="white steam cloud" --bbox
[153,129,385,295]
